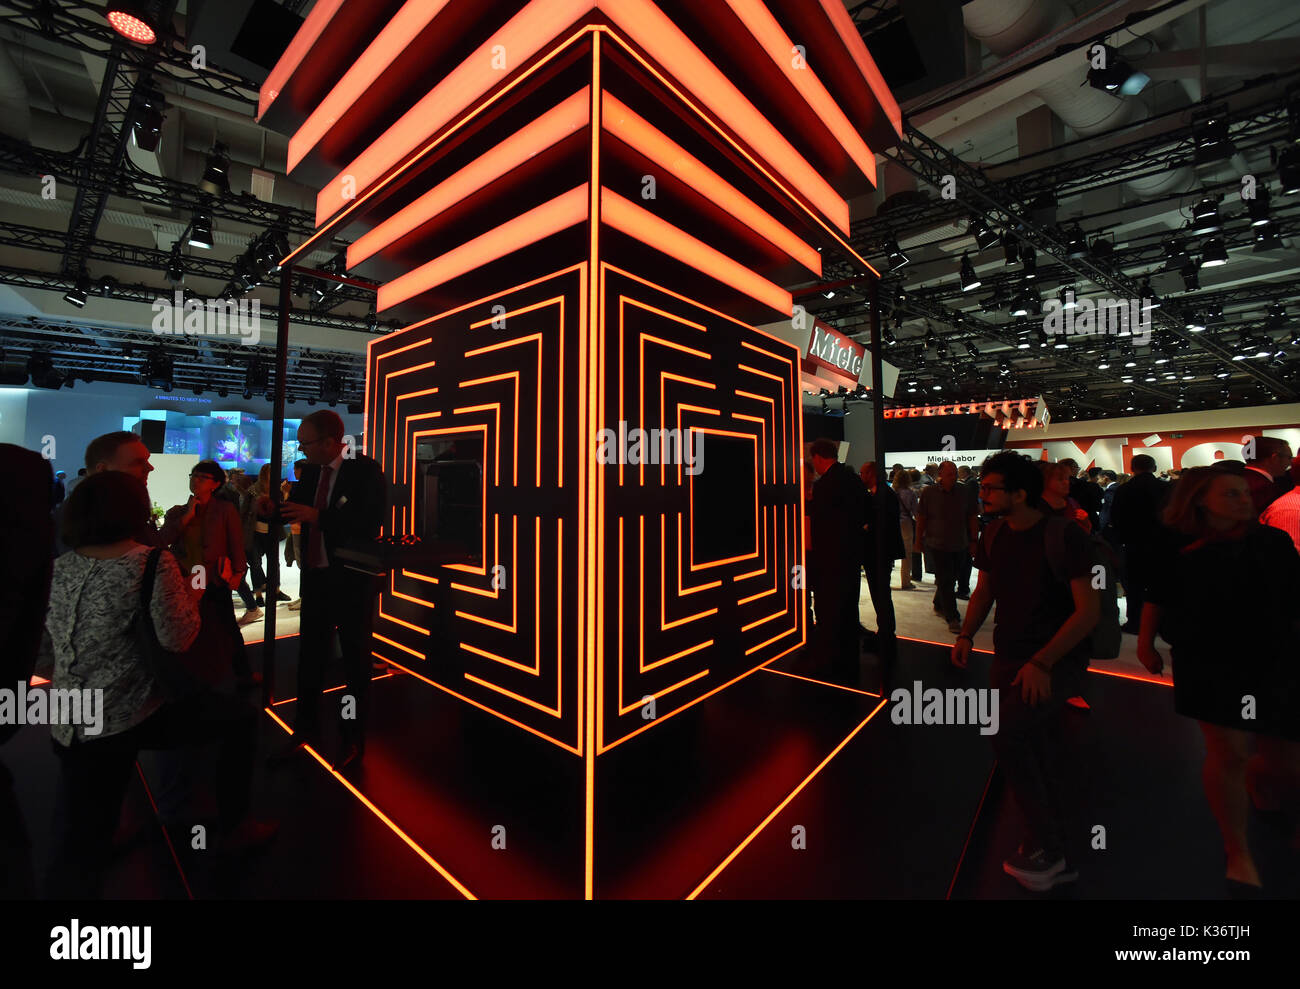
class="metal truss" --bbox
[0,137,320,238]
[851,90,1294,260]
[880,119,1298,399]
[0,312,368,400]
[0,264,384,334]
[0,0,261,109]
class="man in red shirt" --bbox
[1261,454,1300,554]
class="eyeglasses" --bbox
[978,484,1007,493]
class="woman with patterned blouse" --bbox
[39,471,275,897]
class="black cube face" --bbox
[416,435,484,564]
[691,432,758,567]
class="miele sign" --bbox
[804,320,864,383]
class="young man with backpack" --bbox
[951,451,1101,892]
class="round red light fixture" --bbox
[107,3,157,45]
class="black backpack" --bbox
[981,515,1122,660]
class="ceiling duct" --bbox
[963,0,1192,197]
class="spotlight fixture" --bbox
[130,83,166,152]
[1001,233,1019,265]
[1191,198,1221,235]
[165,255,185,285]
[97,276,118,298]
[1011,295,1029,317]
[965,342,981,360]
[106,0,158,44]
[1253,227,1283,252]
[63,271,91,308]
[959,253,981,292]
[905,379,918,394]
[1191,105,1234,165]
[1164,239,1190,271]
[1059,288,1078,310]
[1185,313,1206,332]
[1180,267,1200,291]
[1015,329,1032,350]
[320,366,343,406]
[27,352,62,389]
[142,348,173,391]
[188,212,212,249]
[1090,236,1114,260]
[1020,246,1037,279]
[1247,186,1272,227]
[1097,353,1112,370]
[1063,224,1088,259]
[1266,303,1286,331]
[822,289,836,300]
[1085,44,1150,96]
[998,359,1012,376]
[1200,237,1228,267]
[216,387,228,398]
[884,237,909,270]
[882,326,896,345]
[967,215,999,251]
[1139,279,1160,310]
[198,143,231,196]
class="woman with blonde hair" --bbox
[1138,465,1300,895]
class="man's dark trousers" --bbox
[1121,543,1152,630]
[812,570,861,679]
[990,657,1083,860]
[930,549,963,622]
[297,565,377,746]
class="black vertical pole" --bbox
[868,279,895,674]
[262,267,292,709]
[868,280,887,483]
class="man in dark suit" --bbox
[268,410,386,770]
[1109,454,1168,634]
[1243,436,1293,516]
[808,439,865,681]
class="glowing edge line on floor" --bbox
[262,706,477,900]
[686,696,889,899]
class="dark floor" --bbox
[3,635,1295,899]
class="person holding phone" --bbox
[160,460,257,689]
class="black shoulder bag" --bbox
[134,548,203,701]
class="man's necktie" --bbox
[305,465,333,568]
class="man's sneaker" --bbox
[947,619,963,635]
[287,598,302,611]
[237,607,263,627]
[1002,846,1078,892]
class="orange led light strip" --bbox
[600,92,821,275]
[257,0,346,120]
[598,0,850,233]
[348,88,591,266]
[262,707,476,898]
[725,0,878,186]
[602,190,791,316]
[288,0,455,171]
[317,0,597,223]
[686,697,888,898]
[818,0,904,138]
[378,186,589,311]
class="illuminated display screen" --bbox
[415,435,484,564]
[691,432,758,565]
